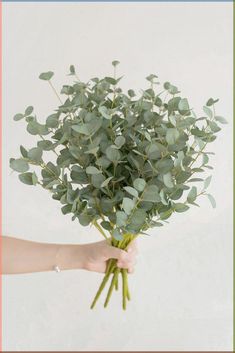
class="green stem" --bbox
[48,80,63,104]
[123,269,130,301]
[121,269,127,310]
[90,259,116,309]
[104,267,120,308]
[115,274,119,291]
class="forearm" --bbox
[2,236,85,274]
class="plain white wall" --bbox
[3,2,233,351]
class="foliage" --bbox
[10,62,226,241]
[10,62,227,309]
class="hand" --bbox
[81,239,138,274]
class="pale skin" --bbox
[2,236,138,275]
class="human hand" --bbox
[81,239,138,274]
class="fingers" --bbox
[126,239,138,256]
[104,245,130,262]
[103,239,138,273]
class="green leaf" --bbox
[101,221,113,231]
[160,209,173,220]
[163,172,174,188]
[71,166,88,184]
[203,106,213,119]
[61,204,72,215]
[20,145,28,158]
[98,106,111,120]
[168,84,179,95]
[166,128,180,145]
[116,211,128,227]
[112,60,120,67]
[214,116,228,124]
[39,71,54,80]
[19,172,37,185]
[155,158,174,174]
[69,65,76,75]
[112,228,123,240]
[187,186,197,203]
[163,81,171,89]
[129,209,147,229]
[202,154,209,165]
[91,174,105,188]
[46,114,59,128]
[28,147,43,162]
[37,140,53,151]
[203,175,212,189]
[101,176,113,188]
[146,74,158,82]
[78,213,92,226]
[123,186,138,198]
[25,106,34,116]
[96,156,111,169]
[128,89,135,97]
[206,98,219,106]
[206,193,216,208]
[86,166,102,174]
[122,197,135,215]
[10,158,29,173]
[174,203,189,212]
[168,97,181,113]
[105,76,116,85]
[72,124,90,135]
[115,136,125,148]
[177,117,196,129]
[133,178,146,192]
[13,113,24,121]
[209,121,221,133]
[105,146,121,162]
[178,98,190,112]
[27,121,48,135]
[142,185,160,202]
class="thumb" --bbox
[105,245,129,262]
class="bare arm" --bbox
[2,236,137,275]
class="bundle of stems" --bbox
[90,233,136,310]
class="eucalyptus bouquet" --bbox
[10,62,226,310]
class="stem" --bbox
[39,134,59,157]
[104,267,120,308]
[48,80,63,104]
[93,220,108,240]
[121,269,127,310]
[90,259,116,309]
[90,233,136,310]
[123,269,130,300]
[115,275,119,291]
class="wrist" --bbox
[55,244,86,271]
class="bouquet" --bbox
[10,61,226,310]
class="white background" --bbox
[3,2,233,351]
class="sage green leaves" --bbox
[10,62,226,241]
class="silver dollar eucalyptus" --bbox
[10,61,227,309]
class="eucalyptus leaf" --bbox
[123,186,138,198]
[19,172,37,185]
[39,71,54,80]
[203,175,212,190]
[86,166,102,175]
[174,203,189,213]
[133,178,146,192]
[163,172,174,188]
[122,197,135,215]
[206,193,216,208]
[10,158,29,173]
